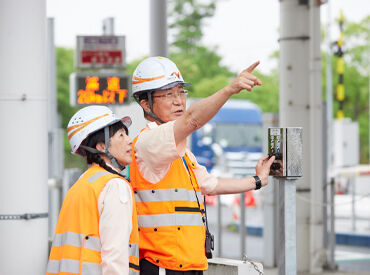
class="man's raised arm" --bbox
[173,61,262,146]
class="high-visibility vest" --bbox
[131,134,207,271]
[46,165,139,275]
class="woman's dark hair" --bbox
[82,121,128,178]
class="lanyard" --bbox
[181,156,211,229]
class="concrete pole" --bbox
[323,1,333,266]
[279,0,309,272]
[309,0,325,272]
[0,0,48,274]
[103,17,115,35]
[280,0,325,272]
[47,18,63,240]
[323,0,333,251]
[150,0,168,57]
[325,1,333,175]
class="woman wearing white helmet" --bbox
[46,105,139,275]
[130,57,275,275]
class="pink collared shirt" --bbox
[98,176,133,275]
[134,121,218,194]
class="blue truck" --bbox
[188,99,264,175]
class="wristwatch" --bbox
[253,175,262,190]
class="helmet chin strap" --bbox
[146,92,165,124]
[79,129,125,171]
[134,91,165,124]
[103,126,125,171]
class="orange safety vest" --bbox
[46,165,139,275]
[131,133,207,271]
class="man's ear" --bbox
[140,99,151,113]
[96,142,106,152]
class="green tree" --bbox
[343,15,369,163]
[168,0,278,111]
[169,0,217,54]
[344,15,370,75]
[56,47,85,169]
[327,15,370,163]
[232,69,279,113]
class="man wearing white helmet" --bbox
[130,56,275,274]
[46,106,139,275]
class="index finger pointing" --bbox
[246,61,260,73]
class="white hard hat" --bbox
[132,56,190,97]
[67,105,131,156]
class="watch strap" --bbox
[253,175,262,190]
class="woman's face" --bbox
[108,128,132,167]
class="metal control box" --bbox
[268,127,303,178]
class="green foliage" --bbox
[332,62,369,163]
[56,47,86,169]
[168,0,279,115]
[56,47,78,128]
[326,15,370,163]
[232,70,279,113]
[126,57,146,76]
[343,15,370,74]
[169,46,233,94]
[169,0,217,53]
[54,2,368,168]
[168,0,277,110]
[342,16,369,163]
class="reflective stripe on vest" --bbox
[51,232,101,252]
[131,132,208,271]
[134,188,202,203]
[47,259,102,275]
[129,243,139,258]
[87,170,110,182]
[138,213,203,227]
[47,165,139,275]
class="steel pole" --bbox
[150,0,168,57]
[263,113,279,267]
[278,178,297,275]
[328,178,336,269]
[240,192,246,259]
[351,178,356,231]
[217,195,222,257]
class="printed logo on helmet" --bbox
[171,72,180,79]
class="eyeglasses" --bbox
[152,90,189,101]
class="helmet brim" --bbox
[120,116,132,129]
[133,81,192,98]
[74,115,132,157]
[158,81,191,91]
